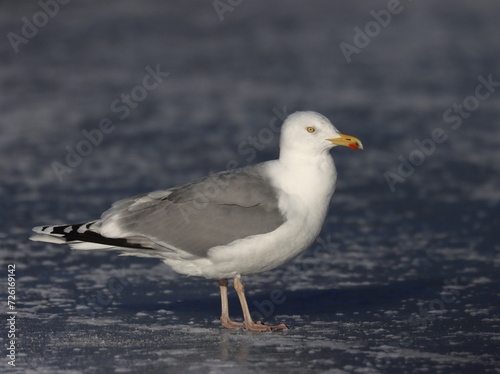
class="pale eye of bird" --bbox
[306,126,316,133]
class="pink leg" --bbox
[219,279,243,329]
[233,276,288,332]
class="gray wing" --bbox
[99,165,285,258]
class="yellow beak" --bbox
[327,133,363,150]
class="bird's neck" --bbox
[279,147,335,173]
[275,149,337,203]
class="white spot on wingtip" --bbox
[29,234,66,244]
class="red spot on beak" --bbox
[348,144,358,149]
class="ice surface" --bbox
[1,1,499,373]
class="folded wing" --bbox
[32,165,286,259]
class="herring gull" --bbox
[30,111,363,331]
